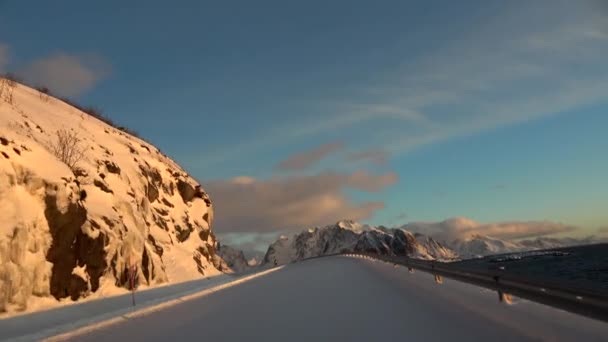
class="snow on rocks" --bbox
[263,220,458,266]
[0,81,222,315]
[216,244,252,273]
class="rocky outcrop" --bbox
[216,244,252,273]
[0,81,220,315]
[44,189,92,300]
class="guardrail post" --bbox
[498,290,513,305]
[129,263,138,306]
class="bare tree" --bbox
[51,129,87,170]
[37,86,50,102]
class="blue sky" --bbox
[1,1,607,250]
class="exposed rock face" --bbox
[0,81,221,314]
[103,160,121,175]
[390,229,417,255]
[216,244,252,273]
[176,179,196,203]
[44,189,92,300]
[354,230,393,254]
[263,220,457,266]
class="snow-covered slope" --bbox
[450,235,525,258]
[0,80,227,315]
[518,236,598,250]
[449,235,598,258]
[263,220,457,265]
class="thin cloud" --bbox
[205,170,396,233]
[346,149,389,165]
[380,1,608,154]
[348,170,397,192]
[276,142,344,171]
[18,52,109,97]
[189,2,608,168]
[404,217,577,241]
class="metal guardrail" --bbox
[338,252,608,323]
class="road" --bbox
[0,274,237,342]
[68,256,607,341]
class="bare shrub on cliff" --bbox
[36,86,50,102]
[51,129,87,170]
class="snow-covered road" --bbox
[64,256,607,341]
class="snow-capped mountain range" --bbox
[449,234,524,258]
[262,220,600,265]
[449,234,598,259]
[216,244,251,273]
[263,220,457,265]
[0,80,230,314]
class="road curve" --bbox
[69,256,608,342]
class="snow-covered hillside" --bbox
[450,235,597,258]
[0,80,229,315]
[263,220,457,265]
[450,235,524,258]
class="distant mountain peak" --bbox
[262,218,601,266]
[336,219,371,232]
[263,221,457,265]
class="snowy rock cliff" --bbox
[0,80,224,314]
[216,244,251,273]
[263,220,457,265]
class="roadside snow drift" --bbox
[0,79,228,315]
